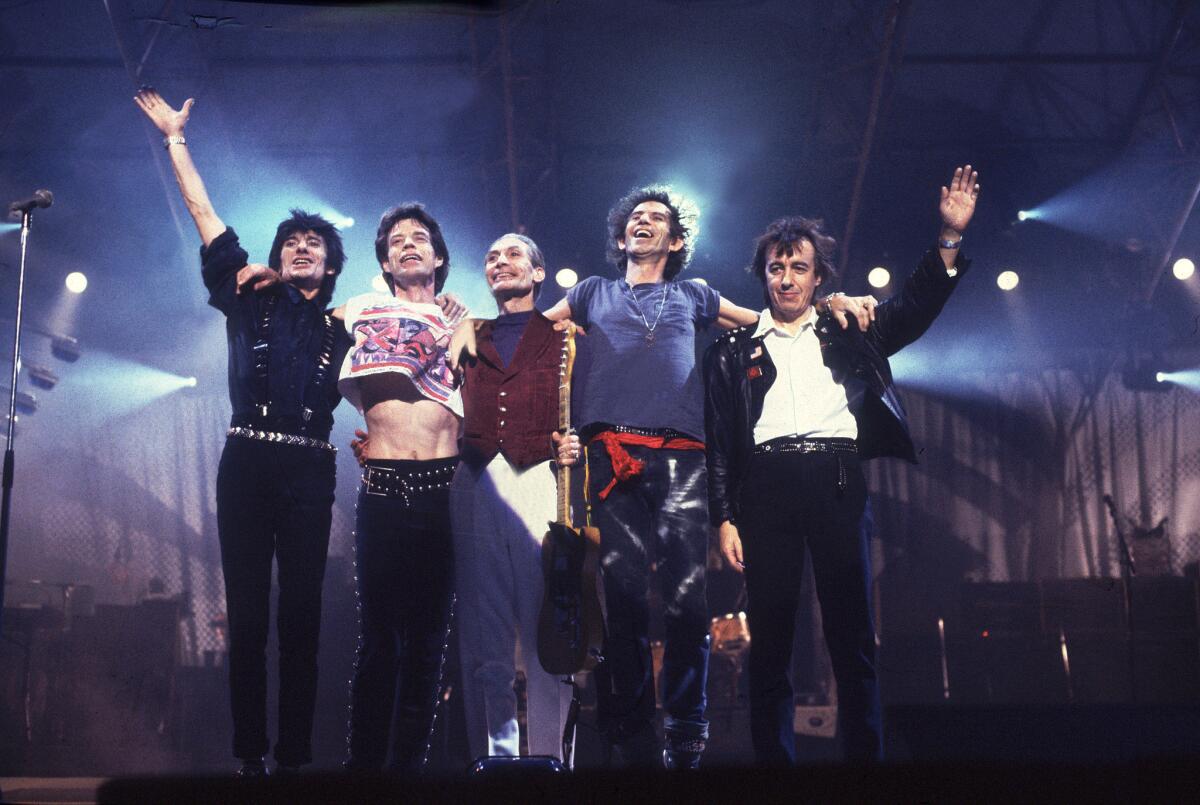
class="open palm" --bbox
[940,165,979,233]
[134,88,193,137]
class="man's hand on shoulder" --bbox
[822,292,878,331]
[435,292,467,322]
[236,263,281,295]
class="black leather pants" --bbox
[585,441,711,761]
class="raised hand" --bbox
[134,87,194,138]
[940,165,980,234]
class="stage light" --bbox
[868,267,890,288]
[691,277,708,286]
[27,364,58,390]
[1155,368,1200,392]
[997,270,1020,291]
[51,335,81,362]
[1017,210,1033,222]
[1173,258,1195,281]
[555,268,578,289]
[65,272,87,294]
[371,275,390,294]
[1122,359,1169,392]
[0,388,38,414]
[184,376,198,388]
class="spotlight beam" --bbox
[1141,168,1200,303]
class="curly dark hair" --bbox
[748,216,838,301]
[267,209,345,307]
[374,202,450,293]
[605,185,698,280]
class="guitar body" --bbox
[537,521,603,675]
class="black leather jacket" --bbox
[703,247,969,527]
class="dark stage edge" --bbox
[90,760,1200,804]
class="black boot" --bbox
[662,734,705,769]
[235,758,268,778]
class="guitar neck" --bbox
[556,326,575,527]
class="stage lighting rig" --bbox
[51,335,81,362]
[26,364,58,390]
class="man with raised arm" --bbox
[135,88,351,777]
[704,166,980,764]
[543,186,875,769]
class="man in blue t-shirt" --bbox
[546,186,873,768]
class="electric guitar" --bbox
[536,323,603,677]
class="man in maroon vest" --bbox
[449,233,574,761]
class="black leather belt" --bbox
[361,460,457,504]
[753,437,857,456]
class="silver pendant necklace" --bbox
[622,280,668,345]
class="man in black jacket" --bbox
[703,165,979,764]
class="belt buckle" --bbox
[364,466,388,497]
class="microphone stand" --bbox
[1103,494,1137,702]
[0,208,34,636]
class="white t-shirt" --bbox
[337,291,468,417]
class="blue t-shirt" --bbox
[567,275,720,440]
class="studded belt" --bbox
[753,437,857,456]
[361,460,456,503]
[228,426,336,452]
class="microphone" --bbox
[9,189,53,215]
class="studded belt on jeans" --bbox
[227,426,336,452]
[361,461,456,503]
[753,436,857,456]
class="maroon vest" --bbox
[460,310,561,469]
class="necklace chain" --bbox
[622,280,668,344]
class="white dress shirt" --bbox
[752,307,858,445]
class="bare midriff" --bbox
[357,374,460,460]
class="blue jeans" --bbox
[585,442,711,756]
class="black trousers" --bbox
[215,436,335,767]
[586,442,711,754]
[345,458,456,772]
[738,449,882,764]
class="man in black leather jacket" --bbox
[703,166,979,764]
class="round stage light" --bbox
[1155,372,1166,384]
[868,267,890,288]
[185,376,198,388]
[1173,257,1195,281]
[65,272,88,294]
[1017,210,1030,222]
[997,270,1020,291]
[555,268,578,289]
[371,275,390,294]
